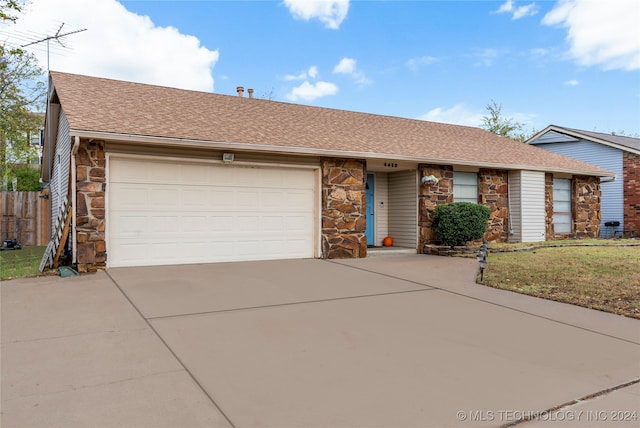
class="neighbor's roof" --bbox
[48,71,612,177]
[528,125,640,154]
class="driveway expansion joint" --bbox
[144,288,436,321]
[328,260,640,346]
[500,378,640,427]
[104,270,237,428]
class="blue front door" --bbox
[365,174,375,246]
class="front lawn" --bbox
[0,246,47,281]
[478,243,640,319]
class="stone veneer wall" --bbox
[321,159,367,258]
[572,175,601,238]
[479,169,509,242]
[417,164,453,252]
[545,173,554,239]
[623,152,640,232]
[75,139,107,272]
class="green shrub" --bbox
[433,202,491,247]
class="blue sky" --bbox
[3,0,639,136]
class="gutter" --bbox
[71,135,80,265]
[70,129,615,178]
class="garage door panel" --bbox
[286,215,313,231]
[182,216,208,232]
[286,190,314,209]
[208,216,234,231]
[182,189,209,207]
[110,159,148,182]
[149,216,179,233]
[109,159,316,267]
[111,241,148,264]
[235,190,260,210]
[109,215,148,236]
[109,184,149,208]
[236,215,260,232]
[262,216,285,232]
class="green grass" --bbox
[0,246,47,281]
[488,238,639,250]
[479,245,640,319]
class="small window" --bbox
[453,172,478,203]
[553,178,572,233]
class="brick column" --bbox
[75,139,107,272]
[321,159,367,258]
[417,164,453,251]
[573,175,601,238]
[479,169,509,242]
[545,173,554,240]
[623,152,639,232]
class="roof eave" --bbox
[528,125,640,155]
[71,129,615,178]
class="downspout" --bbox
[71,136,80,265]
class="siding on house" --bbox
[49,110,71,236]
[508,171,522,243]
[531,139,623,236]
[508,170,546,242]
[388,170,418,248]
[374,172,389,246]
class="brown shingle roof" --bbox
[50,71,612,176]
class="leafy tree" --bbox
[480,100,528,142]
[1,0,46,188]
[7,164,41,190]
[1,0,21,23]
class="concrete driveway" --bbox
[2,255,639,427]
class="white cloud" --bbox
[284,66,319,81]
[332,57,371,85]
[512,3,538,19]
[419,104,485,127]
[542,0,640,71]
[283,0,350,30]
[529,48,550,57]
[564,79,579,86]
[333,58,356,74]
[286,81,338,102]
[494,0,538,20]
[471,48,499,67]
[406,56,439,71]
[2,0,218,91]
[497,0,515,14]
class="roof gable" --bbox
[529,125,640,154]
[48,72,612,177]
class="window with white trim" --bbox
[453,171,478,203]
[553,178,572,233]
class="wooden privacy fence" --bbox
[0,192,50,246]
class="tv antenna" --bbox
[21,23,87,71]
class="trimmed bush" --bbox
[432,202,491,247]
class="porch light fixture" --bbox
[421,175,439,185]
[222,153,234,163]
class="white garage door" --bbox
[108,157,316,267]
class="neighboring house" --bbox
[41,72,612,272]
[528,125,639,238]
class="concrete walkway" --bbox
[2,255,638,427]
